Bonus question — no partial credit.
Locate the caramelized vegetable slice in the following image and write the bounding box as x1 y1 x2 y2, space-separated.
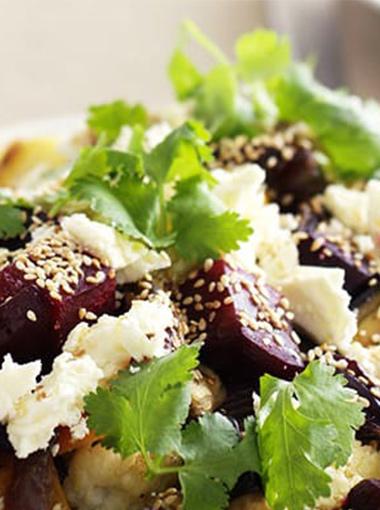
4 451 70 510
179 259 303 382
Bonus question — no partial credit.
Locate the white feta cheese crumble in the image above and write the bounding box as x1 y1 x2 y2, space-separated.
61 214 170 282
7 352 102 459
0 355 41 422
343 341 380 385
144 122 173 151
323 184 369 233
213 164 266 221
317 441 380 510
281 266 357 348
112 121 172 153
64 294 175 379
213 164 299 281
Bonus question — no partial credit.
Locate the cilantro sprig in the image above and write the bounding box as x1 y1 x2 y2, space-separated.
257 361 366 510
275 63 380 179
85 345 365 510
87 99 148 144
85 344 260 510
0 205 27 240
55 120 252 262
168 21 290 139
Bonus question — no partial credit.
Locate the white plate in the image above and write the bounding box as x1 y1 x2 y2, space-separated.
0 114 86 149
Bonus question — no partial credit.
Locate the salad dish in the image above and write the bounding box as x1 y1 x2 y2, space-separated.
1 22 380 510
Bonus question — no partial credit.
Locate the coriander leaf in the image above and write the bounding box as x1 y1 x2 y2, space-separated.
257 361 366 510
87 100 148 143
144 121 214 185
236 30 291 81
194 64 257 140
85 344 200 459
69 176 152 245
178 413 260 510
169 177 252 262
0 205 27 239
294 361 365 466
169 49 203 100
168 23 286 139
66 146 143 187
275 64 380 179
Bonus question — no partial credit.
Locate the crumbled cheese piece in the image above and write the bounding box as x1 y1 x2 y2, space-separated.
64 294 175 378
0 355 41 421
112 125 133 152
144 122 172 151
367 179 380 251
64 444 173 510
353 234 375 255
7 352 102 459
317 440 380 509
323 184 369 233
61 214 170 281
213 165 299 281
281 266 357 348
213 164 266 220
112 122 172 153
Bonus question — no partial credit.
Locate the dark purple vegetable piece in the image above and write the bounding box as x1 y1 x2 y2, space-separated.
179 260 304 382
230 472 262 500
332 355 380 443
343 479 380 510
211 129 326 212
0 254 116 366
296 212 380 301
4 450 66 510
221 383 258 430
261 145 326 212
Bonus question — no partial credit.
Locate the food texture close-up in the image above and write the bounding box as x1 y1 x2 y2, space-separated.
1 1 380 509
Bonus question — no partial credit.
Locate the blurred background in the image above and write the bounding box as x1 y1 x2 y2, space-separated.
0 0 379 127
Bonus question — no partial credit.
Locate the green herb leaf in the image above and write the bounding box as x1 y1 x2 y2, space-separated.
168 23 286 139
87 100 148 143
235 29 291 81
169 177 252 262
275 64 380 179
0 205 27 239
144 121 214 185
168 49 203 100
178 414 260 510
257 361 366 510
85 344 201 459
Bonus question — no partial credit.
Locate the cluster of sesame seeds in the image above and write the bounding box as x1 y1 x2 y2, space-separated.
209 124 313 171
307 342 380 404
12 226 110 303
179 261 298 349
296 215 380 278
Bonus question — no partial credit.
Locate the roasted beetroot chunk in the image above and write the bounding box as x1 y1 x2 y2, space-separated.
296 212 380 301
4 450 69 510
0 230 116 365
211 127 326 212
335 356 380 443
179 260 304 382
343 479 380 510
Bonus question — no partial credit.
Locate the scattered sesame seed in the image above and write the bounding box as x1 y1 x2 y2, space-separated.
26 310 37 322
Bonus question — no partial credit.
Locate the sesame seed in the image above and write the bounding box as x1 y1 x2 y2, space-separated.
223 296 233 305
183 296 194 306
370 387 380 399
194 303 204 312
85 311 97 321
369 277 378 287
203 259 214 272
194 278 205 289
26 310 37 322
198 318 207 332
311 237 325 252
79 308 87 320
